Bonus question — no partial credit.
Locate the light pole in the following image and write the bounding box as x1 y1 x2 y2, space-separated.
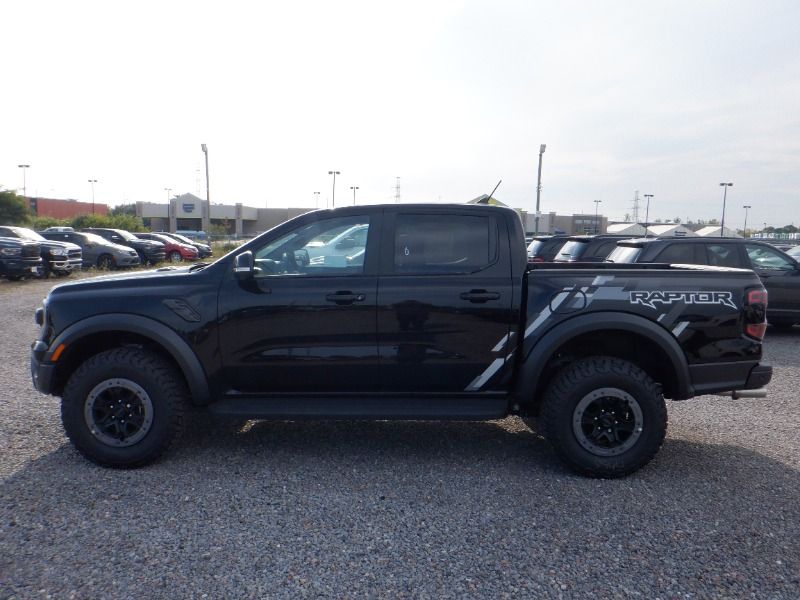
593 199 602 234
201 144 210 233
88 179 98 214
742 205 751 238
313 191 320 209
164 187 172 202
350 186 359 206
719 182 733 237
328 171 340 208
534 144 546 235
643 194 654 238
18 164 30 198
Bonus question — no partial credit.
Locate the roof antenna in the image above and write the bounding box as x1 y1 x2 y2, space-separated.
478 179 502 204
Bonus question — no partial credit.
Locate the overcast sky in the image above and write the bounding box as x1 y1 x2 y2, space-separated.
2 0 799 228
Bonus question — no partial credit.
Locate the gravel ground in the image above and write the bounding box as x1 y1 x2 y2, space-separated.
1 275 799 599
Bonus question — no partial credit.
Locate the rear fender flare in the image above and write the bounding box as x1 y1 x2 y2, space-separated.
515 312 692 402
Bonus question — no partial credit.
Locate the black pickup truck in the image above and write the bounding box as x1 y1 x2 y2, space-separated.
30 204 772 477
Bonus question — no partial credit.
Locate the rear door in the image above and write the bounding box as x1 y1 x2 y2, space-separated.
376 208 515 393
744 243 800 318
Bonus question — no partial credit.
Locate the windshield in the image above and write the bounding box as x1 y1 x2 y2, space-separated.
114 229 138 241
556 240 587 260
605 246 642 263
14 227 46 241
82 232 109 244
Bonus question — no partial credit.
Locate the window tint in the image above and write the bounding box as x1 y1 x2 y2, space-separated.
394 214 496 274
593 240 619 259
745 244 795 270
706 244 741 268
654 243 702 264
557 240 587 259
253 215 369 277
605 246 641 263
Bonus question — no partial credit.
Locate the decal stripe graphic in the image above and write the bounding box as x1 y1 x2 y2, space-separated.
465 354 513 391
672 321 689 337
492 334 510 353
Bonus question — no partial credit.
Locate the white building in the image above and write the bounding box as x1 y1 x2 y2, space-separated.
647 224 698 238
695 226 742 238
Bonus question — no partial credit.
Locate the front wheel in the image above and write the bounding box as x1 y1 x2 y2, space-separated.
168 251 183 263
61 348 187 468
97 254 115 270
540 356 667 478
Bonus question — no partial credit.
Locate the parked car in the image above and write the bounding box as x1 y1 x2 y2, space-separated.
303 223 369 262
40 231 141 270
553 234 636 263
0 226 82 277
606 236 800 328
0 237 43 280
134 232 199 262
31 204 771 477
786 245 800 259
81 228 166 265
526 235 568 263
155 232 213 258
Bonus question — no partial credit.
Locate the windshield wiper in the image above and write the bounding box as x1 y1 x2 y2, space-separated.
188 262 209 272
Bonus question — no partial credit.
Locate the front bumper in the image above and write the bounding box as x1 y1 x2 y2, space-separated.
30 343 56 395
49 258 83 272
2 257 43 277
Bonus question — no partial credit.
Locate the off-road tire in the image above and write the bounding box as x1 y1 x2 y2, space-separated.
61 348 187 468
540 356 667 478
97 254 115 270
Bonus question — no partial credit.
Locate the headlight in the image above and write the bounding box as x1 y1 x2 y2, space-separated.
49 247 67 256
1 247 22 256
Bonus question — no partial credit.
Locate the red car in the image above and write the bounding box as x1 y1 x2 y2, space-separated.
135 232 199 262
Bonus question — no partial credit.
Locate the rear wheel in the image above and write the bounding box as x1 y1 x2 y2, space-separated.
61 348 187 468
541 356 667 478
97 254 115 270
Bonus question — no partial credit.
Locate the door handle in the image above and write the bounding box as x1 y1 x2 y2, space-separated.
459 290 501 303
325 291 366 305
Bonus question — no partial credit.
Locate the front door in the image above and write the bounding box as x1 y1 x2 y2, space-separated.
217 212 380 394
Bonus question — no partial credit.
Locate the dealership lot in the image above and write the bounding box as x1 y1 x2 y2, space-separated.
1 276 798 599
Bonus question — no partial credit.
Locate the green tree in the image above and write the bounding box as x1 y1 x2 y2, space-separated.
0 189 31 225
110 203 137 217
70 213 145 231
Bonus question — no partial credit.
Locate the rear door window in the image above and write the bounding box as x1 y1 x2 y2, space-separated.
745 244 795 271
706 244 742 268
394 214 497 274
654 243 704 264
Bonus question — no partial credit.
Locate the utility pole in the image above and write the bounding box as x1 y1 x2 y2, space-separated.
742 205 751 238
394 177 401 203
350 186 359 206
632 190 640 224
328 171 340 207
164 187 172 202
593 199 602 234
201 144 210 233
88 179 98 214
534 144 546 235
313 191 320 209
719 182 733 237
643 194 653 238
18 165 30 198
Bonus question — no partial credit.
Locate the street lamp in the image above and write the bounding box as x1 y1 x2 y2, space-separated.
88 179 98 214
742 205 752 238
313 191 320 209
164 187 172 202
18 164 30 198
719 182 733 237
593 199 602 234
201 144 210 233
328 171 340 207
534 144 546 235
643 194 654 238
350 186 359 206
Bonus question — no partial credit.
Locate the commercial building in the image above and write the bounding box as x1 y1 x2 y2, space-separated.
136 194 313 236
27 197 109 218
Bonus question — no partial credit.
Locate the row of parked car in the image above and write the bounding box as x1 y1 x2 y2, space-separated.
0 226 213 280
527 233 800 328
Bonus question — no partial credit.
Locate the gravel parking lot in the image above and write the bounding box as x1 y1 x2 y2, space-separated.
1 275 798 599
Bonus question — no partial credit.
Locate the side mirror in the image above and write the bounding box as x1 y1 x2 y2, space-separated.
233 251 254 279
336 237 356 250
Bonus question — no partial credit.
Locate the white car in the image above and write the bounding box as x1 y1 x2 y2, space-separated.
304 223 368 263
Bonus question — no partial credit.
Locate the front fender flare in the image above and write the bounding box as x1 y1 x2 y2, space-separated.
515 311 693 402
48 313 210 404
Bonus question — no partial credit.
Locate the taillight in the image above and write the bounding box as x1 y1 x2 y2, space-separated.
744 288 768 340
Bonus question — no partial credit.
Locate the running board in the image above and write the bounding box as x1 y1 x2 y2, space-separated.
208 395 509 420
